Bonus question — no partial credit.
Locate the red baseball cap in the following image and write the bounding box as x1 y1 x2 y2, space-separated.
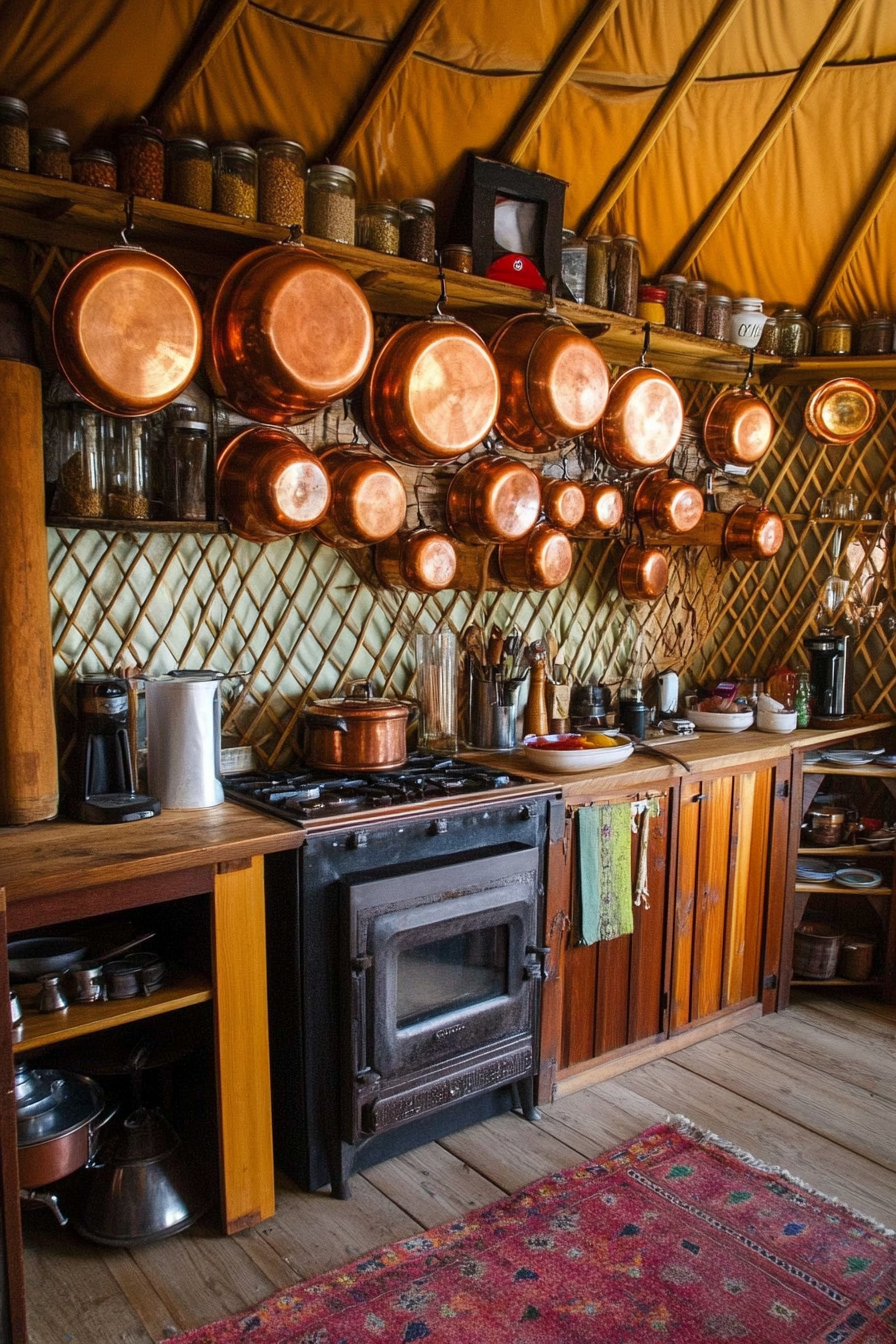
485 252 547 291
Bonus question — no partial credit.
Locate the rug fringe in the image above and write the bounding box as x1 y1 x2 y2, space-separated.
665 1113 895 1239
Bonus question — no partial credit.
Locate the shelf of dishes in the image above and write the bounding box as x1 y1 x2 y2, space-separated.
790 976 884 988
794 883 890 896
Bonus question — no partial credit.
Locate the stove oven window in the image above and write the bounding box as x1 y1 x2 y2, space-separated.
397 925 509 1029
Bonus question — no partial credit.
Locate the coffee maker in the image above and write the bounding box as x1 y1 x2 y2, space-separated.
72 676 161 823
804 631 850 721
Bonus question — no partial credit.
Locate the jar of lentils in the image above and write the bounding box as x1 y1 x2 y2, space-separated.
306 164 356 244
400 197 436 263
71 147 116 190
0 96 29 171
356 200 400 255
610 235 640 316
441 243 473 273
213 142 257 219
815 315 852 355
118 118 165 200
659 273 687 330
705 292 732 342
857 314 894 355
29 127 71 180
585 234 612 308
167 136 212 210
684 280 708 336
257 138 306 227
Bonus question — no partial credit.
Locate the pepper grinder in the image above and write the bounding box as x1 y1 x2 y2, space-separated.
524 651 549 738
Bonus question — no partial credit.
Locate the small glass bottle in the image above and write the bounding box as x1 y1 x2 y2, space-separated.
71 147 117 190
306 164 356 243
29 127 71 180
560 230 587 303
166 419 209 521
106 418 150 521
52 404 106 518
857 314 894 355
659 273 687 330
257 137 306 227
814 315 852 355
167 136 213 210
0 95 29 171
213 142 257 219
585 234 612 308
795 671 811 728
399 197 436 263
441 243 473 273
356 200 401 255
705 292 732 342
117 118 165 200
684 280 708 336
611 235 640 316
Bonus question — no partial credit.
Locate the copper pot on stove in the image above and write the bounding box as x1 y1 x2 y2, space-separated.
216 426 331 542
498 523 573 591
723 504 784 561
633 468 704 535
314 447 407 547
541 477 586 531
375 529 458 593
446 456 541 544
589 345 684 470
570 482 625 537
302 679 416 770
618 544 669 601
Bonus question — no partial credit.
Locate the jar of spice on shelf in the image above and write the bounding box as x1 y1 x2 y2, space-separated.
684 279 708 336
757 314 779 355
441 243 473 273
167 136 212 210
814 315 852 356
106 418 150 521
51 403 106 519
213 142 257 219
636 284 667 324
29 127 71 180
585 234 612 308
356 200 401 255
705 292 732 342
71 147 116 190
659 273 687 330
0 95 29 172
400 197 436 263
611 234 640 316
560 230 588 303
857 313 894 355
776 308 813 357
257 137 306 227
306 164 356 243
166 419 209 521
117 118 165 200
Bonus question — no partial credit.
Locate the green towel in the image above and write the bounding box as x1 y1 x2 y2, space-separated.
576 803 633 944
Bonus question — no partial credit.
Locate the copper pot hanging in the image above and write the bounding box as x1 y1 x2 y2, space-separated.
633 468 704 535
375 529 458 594
216 426 331 543
618 544 669 601
723 504 784 561
703 384 775 468
207 239 375 424
498 523 573 591
313 446 407 548
804 377 877 444
52 245 202 416
569 482 625 537
590 333 684 470
445 456 542 545
542 477 586 531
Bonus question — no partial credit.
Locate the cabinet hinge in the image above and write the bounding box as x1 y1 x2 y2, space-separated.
776 781 790 799
763 973 778 990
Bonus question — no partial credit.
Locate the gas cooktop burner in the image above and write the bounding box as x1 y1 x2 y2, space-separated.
224 753 527 822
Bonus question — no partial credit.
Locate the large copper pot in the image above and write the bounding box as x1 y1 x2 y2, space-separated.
591 362 684 470
633 468 704 535
498 524 573 591
216 426 331 542
302 679 414 770
541 477 586 531
16 1065 108 1188
445 456 541 544
363 316 500 464
618 544 669 600
723 504 784 561
375 529 457 593
207 241 374 424
313 446 407 547
804 377 877 443
489 312 610 452
703 385 775 467
570 482 625 537
52 246 202 416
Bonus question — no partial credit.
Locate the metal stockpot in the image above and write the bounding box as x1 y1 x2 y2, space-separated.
207 240 375 424
302 679 415 770
216 426 331 542
446 456 541 544
52 245 202 415
541 477 586 530
570 482 625 537
375 529 458 593
618 544 669 600
633 468 704 535
591 360 684 470
313 446 407 547
497 523 573 591
15 1064 109 1187
804 377 877 444
723 504 784 560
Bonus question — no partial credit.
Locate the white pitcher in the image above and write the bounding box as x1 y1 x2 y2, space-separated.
145 672 227 809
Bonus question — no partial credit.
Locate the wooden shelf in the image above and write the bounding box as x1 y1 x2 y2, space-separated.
0 168 775 386
764 354 896 391
12 971 213 1054
790 976 883 988
49 515 228 534
803 765 896 776
795 882 890 896
798 844 893 855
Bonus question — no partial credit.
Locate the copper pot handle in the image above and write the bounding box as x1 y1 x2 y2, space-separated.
304 711 349 733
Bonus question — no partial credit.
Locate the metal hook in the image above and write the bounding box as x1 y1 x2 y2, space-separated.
742 345 756 390
434 251 449 316
120 194 136 246
638 322 652 366
286 222 304 245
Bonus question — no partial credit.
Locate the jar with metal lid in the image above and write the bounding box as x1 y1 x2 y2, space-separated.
776 308 813 357
441 243 473 273
705 292 732 342
166 419 209 521
585 234 612 308
257 137 306 227
659 273 687 330
106 418 150 520
51 403 106 518
857 314 894 355
167 136 212 210
400 197 436 263
356 200 400 255
213 142 257 219
0 95 28 171
306 164 356 243
815 315 852 355
636 284 667 324
560 230 587 303
611 235 640 316
71 147 116 190
117 118 165 200
29 127 70 180
684 280 708 336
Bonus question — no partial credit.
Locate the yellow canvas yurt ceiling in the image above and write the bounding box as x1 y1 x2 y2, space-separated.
0 0 894 318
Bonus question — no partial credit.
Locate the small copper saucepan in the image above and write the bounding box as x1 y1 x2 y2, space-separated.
375 529 458 594
804 377 877 444
570 482 625 538
633 468 704 536
723 504 785 561
590 338 684 470
618 543 669 601
313 446 407 548
541 477 586 531
446 456 542 545
498 523 573 592
703 378 776 468
216 426 332 543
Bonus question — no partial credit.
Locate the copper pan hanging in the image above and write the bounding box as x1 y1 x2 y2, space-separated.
541 475 586 531
804 377 877 444
723 504 785 561
52 204 202 416
633 468 704 536
703 350 776 468
216 426 332 543
313 446 407 548
617 543 669 601
590 325 684 470
375 529 458 594
497 523 573 591
569 481 625 538
445 454 542 544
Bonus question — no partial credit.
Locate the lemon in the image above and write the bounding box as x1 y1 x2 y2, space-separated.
581 733 618 748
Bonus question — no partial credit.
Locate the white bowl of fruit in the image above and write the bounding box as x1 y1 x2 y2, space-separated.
685 697 754 733
523 732 634 772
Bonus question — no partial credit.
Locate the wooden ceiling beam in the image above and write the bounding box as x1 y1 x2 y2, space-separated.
668 0 867 275
578 0 748 238
497 0 624 165
327 0 447 164
148 0 250 128
810 133 896 317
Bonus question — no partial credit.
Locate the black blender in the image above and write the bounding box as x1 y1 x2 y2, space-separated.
71 675 161 823
803 631 850 721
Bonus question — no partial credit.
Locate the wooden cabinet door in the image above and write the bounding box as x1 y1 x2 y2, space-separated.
0 890 27 1344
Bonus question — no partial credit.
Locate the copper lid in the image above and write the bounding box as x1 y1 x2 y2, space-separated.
703 387 775 466
542 478 586 530
572 482 625 536
312 680 409 719
216 426 331 542
633 469 704 535
597 365 684 469
527 325 610 438
317 447 407 545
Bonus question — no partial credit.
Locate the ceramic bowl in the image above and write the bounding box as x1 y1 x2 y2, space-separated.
522 734 634 772
684 708 754 733
756 708 797 733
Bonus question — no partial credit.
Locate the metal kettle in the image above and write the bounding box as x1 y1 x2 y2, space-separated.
145 671 239 809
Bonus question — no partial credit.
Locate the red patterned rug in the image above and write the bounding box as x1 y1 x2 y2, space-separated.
179 1121 895 1343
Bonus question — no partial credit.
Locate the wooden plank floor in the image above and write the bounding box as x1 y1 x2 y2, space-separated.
24 991 896 1343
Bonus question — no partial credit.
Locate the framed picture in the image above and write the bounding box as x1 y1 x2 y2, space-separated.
448 154 567 284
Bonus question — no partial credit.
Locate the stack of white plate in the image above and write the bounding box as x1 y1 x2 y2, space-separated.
795 857 835 883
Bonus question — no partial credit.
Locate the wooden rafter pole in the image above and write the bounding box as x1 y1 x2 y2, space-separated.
668 0 867 275
148 0 249 127
327 0 447 164
810 133 896 316
578 0 748 237
497 0 624 165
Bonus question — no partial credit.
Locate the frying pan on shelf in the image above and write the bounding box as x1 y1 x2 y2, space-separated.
7 930 155 983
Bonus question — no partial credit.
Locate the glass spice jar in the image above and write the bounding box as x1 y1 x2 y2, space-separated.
636 284 666 324
29 127 71 180
776 308 813 357
257 137 306 227
117 118 165 200
705 292 732 342
213 142 257 219
71 147 116 190
814 315 852 355
441 243 473 273
560 230 588 303
166 419 209 521
584 234 612 309
167 136 212 210
52 403 106 519
400 197 436 263
0 95 29 171
757 314 779 354
684 280 708 336
356 200 401 255
306 164 356 243
106 418 150 520
659 273 687 330
611 234 640 316
857 314 894 355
